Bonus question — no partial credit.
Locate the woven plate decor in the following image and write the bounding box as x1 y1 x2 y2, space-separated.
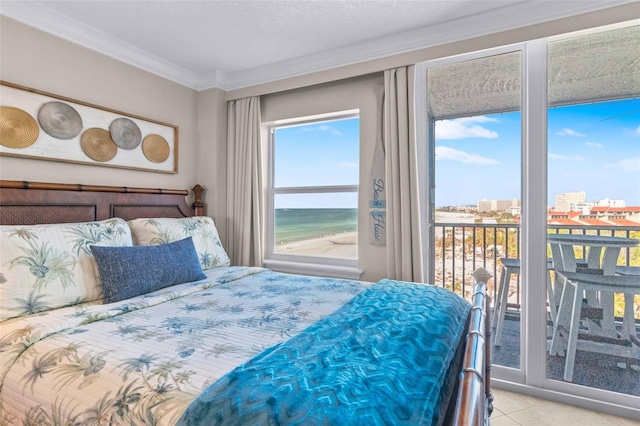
0 106 39 149
142 134 170 163
109 117 141 149
81 128 118 162
38 101 83 139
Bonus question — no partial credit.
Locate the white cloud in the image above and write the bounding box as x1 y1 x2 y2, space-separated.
340 162 358 169
436 146 499 165
435 116 499 140
548 153 585 161
605 157 640 173
625 125 640 137
455 116 499 124
585 142 603 148
556 128 586 137
300 125 341 135
317 125 341 136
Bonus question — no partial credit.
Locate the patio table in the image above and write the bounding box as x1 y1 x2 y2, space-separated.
548 233 638 276
547 233 639 381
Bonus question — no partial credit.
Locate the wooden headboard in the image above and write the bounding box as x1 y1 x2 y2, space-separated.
0 180 206 225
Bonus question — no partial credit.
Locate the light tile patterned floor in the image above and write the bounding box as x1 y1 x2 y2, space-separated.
490 388 639 425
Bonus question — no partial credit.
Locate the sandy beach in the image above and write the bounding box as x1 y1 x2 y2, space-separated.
274 231 357 258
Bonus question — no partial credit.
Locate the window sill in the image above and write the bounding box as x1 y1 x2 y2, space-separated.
263 259 364 280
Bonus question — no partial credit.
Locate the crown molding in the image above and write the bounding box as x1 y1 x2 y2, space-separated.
2 1 634 91
207 1 632 91
1 1 207 88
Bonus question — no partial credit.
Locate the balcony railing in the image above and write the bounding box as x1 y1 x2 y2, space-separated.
432 222 640 307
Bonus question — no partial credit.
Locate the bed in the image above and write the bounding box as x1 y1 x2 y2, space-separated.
0 180 492 425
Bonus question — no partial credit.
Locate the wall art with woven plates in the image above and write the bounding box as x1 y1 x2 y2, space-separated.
0 81 178 173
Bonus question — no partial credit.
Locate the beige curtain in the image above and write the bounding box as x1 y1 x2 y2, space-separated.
384 66 424 282
226 96 263 267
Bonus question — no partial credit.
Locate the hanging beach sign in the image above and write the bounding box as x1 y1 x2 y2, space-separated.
369 83 386 246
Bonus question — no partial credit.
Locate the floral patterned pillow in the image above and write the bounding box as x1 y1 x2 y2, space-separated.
0 218 133 321
127 216 231 270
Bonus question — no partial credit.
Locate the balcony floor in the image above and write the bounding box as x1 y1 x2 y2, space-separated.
492 314 640 397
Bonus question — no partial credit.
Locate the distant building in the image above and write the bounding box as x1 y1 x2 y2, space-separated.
554 191 586 212
593 198 626 208
477 200 491 213
476 198 520 213
591 206 640 225
574 202 594 215
548 206 640 226
473 193 638 226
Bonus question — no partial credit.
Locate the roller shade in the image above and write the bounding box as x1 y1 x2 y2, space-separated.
427 25 639 120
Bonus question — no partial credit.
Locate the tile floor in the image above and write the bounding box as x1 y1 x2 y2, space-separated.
490 388 639 425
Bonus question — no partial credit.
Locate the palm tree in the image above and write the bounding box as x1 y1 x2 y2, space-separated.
0 324 38 353
48 395 83 426
21 352 58 393
204 343 242 358
23 405 51 426
10 239 75 290
199 251 215 268
141 220 180 245
112 381 144 420
118 353 159 381
179 217 206 235
65 222 120 255
81 392 118 426
13 290 51 316
52 351 108 390
6 227 38 241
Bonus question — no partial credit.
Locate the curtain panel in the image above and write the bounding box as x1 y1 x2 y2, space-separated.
226 96 263 267
384 66 424 282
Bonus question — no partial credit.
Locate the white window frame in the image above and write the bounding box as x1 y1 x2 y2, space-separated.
414 21 640 419
263 110 363 280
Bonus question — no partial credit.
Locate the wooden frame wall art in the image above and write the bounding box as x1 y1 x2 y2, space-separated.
0 81 178 173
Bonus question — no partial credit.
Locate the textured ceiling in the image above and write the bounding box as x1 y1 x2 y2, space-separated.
1 0 636 90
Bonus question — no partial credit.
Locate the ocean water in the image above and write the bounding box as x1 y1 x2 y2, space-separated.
275 208 357 244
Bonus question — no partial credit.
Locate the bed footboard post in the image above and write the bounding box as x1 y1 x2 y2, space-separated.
452 267 493 426
484 276 494 416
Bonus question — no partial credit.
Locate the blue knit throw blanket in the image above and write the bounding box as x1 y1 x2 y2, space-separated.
177 279 471 426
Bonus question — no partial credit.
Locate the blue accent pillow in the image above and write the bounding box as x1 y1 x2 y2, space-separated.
91 236 207 304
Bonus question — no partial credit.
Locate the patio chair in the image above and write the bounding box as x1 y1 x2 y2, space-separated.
493 257 555 346
616 266 640 276
553 271 640 382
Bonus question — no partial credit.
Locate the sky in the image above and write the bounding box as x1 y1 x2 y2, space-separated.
274 117 360 209
273 98 639 209
435 98 640 207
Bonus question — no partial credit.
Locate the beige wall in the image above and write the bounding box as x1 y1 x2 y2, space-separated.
2 6 636 281
0 17 225 218
261 74 386 281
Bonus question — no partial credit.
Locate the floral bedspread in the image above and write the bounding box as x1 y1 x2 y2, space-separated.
0 266 369 425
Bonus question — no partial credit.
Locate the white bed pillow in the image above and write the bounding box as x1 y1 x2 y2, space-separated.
127 216 231 270
0 218 133 321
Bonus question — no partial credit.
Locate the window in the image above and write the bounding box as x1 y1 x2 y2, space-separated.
265 112 360 275
545 24 640 396
425 49 523 369
416 21 640 416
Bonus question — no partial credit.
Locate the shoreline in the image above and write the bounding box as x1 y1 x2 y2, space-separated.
274 231 357 258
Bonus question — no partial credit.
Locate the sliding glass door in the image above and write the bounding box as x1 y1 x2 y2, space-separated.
416 21 640 417
423 49 524 372
545 24 640 400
